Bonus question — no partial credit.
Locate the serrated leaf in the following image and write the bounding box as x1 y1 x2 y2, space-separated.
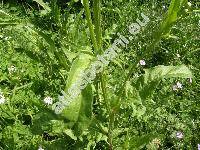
139 65 192 100
33 0 51 12
64 129 77 140
143 65 192 84
128 133 163 149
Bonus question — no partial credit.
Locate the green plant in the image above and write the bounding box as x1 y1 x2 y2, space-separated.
0 0 199 149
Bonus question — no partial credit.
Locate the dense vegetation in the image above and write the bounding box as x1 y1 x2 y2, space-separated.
0 0 200 149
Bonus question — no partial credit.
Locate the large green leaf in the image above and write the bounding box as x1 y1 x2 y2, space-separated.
143 65 192 84
60 53 94 134
138 65 192 100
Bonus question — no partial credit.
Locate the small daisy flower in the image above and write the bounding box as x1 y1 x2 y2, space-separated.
8 65 16 74
44 96 53 105
185 9 189 12
0 90 6 104
38 146 44 150
139 60 146 66
176 131 183 139
176 82 183 89
198 144 200 150
187 2 192 7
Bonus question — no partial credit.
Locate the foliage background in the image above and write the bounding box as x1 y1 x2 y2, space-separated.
0 0 200 149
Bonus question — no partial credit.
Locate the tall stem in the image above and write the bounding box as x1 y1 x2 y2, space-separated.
113 0 187 112
83 0 112 148
94 0 102 52
82 0 99 54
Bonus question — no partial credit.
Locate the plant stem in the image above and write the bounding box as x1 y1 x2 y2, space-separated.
93 0 102 52
82 0 99 55
100 72 109 112
83 1 112 148
100 72 113 149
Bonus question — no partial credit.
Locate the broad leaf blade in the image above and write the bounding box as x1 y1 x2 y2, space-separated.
143 65 192 84
61 53 94 134
139 65 192 100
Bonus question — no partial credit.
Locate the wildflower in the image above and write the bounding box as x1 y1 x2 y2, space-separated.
172 82 182 91
8 65 16 74
38 146 44 150
198 144 200 150
4 37 8 40
176 131 183 139
0 90 6 104
176 53 181 58
139 60 146 66
185 9 189 12
176 82 183 89
44 96 53 105
187 2 192 7
162 5 166 10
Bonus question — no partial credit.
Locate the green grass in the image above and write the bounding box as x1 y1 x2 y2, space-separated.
0 0 200 149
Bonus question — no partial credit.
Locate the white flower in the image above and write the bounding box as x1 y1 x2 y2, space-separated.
38 146 44 150
4 37 8 40
176 53 181 58
185 9 189 12
0 94 6 104
176 131 183 139
176 82 183 89
44 96 53 105
172 82 183 91
139 60 146 66
8 65 16 74
162 5 166 9
0 90 6 104
187 2 192 7
198 144 200 150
